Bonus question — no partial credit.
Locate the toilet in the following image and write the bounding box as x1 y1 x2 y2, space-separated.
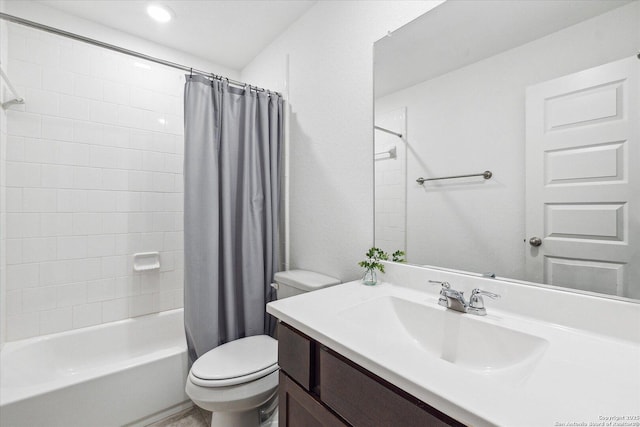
185 270 341 427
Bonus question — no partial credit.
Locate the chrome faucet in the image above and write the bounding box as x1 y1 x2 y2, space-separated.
429 281 500 316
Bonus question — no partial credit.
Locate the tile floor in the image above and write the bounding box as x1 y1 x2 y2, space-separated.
148 406 211 427
148 406 279 427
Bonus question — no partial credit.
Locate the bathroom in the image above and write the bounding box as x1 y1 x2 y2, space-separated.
0 0 638 426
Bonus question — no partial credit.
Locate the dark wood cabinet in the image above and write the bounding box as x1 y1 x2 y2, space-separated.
277 320 314 391
279 372 347 427
277 322 464 427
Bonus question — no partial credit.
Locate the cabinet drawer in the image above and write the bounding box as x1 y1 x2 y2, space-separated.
319 348 461 427
278 322 313 391
279 372 348 427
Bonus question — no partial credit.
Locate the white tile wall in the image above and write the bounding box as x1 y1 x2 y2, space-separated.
4 23 185 341
374 108 406 255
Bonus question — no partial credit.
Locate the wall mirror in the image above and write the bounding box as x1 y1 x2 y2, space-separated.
373 0 639 301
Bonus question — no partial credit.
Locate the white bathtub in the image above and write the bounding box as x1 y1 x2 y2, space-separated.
0 309 190 427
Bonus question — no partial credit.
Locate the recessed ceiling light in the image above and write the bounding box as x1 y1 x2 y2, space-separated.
147 4 173 23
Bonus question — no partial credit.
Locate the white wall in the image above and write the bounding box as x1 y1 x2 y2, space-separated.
375 2 639 281
0 1 444 340
0 0 8 347
241 1 441 281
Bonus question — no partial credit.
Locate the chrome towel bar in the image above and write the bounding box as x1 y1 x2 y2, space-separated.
416 170 492 184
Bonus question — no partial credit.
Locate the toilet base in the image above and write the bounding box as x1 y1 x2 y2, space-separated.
260 407 278 427
211 409 259 427
209 406 278 427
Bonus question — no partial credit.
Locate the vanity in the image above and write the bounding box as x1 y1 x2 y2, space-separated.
277 321 461 426
267 262 640 426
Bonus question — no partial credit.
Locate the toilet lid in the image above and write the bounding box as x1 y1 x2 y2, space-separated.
191 335 278 386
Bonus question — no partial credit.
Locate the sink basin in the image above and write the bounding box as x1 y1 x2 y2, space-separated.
338 296 548 376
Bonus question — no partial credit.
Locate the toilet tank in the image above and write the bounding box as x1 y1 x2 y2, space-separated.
272 270 341 299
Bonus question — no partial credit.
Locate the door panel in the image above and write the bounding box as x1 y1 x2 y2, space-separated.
544 203 625 241
545 257 625 296
545 141 625 184
545 79 623 130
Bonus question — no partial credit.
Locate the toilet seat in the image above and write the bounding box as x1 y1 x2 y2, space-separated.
190 335 278 387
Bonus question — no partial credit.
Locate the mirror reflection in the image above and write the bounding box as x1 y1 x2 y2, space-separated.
373 0 639 300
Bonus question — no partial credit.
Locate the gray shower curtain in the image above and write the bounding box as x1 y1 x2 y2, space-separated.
183 75 282 365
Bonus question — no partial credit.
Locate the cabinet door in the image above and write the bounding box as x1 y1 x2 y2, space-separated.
278 323 314 391
279 372 348 427
319 348 462 427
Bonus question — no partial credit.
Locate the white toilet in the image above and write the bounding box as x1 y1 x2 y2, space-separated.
185 270 341 427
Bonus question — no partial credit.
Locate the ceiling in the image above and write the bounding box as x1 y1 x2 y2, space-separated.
34 0 316 71
374 0 633 97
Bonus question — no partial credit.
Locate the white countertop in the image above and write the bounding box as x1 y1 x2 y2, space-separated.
267 279 640 427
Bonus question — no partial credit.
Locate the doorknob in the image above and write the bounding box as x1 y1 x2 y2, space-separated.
529 237 542 247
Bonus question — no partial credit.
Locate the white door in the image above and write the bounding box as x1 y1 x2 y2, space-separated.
525 56 639 299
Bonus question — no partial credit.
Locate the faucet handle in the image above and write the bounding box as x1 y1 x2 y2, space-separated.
468 288 500 316
429 280 450 307
471 288 500 300
429 280 450 289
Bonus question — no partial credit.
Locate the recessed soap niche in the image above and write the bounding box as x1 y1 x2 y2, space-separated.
133 252 161 272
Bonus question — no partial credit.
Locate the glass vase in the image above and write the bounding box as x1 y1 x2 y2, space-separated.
362 268 377 286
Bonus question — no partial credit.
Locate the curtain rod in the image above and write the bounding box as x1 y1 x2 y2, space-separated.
374 125 403 138
0 63 25 109
0 12 281 96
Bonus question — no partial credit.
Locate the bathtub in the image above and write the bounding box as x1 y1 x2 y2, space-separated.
0 309 190 427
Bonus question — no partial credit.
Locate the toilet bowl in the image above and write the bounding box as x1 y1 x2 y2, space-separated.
186 335 279 426
185 270 340 427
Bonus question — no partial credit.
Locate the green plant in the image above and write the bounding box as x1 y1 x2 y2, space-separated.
358 247 389 273
358 248 406 273
391 250 406 263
